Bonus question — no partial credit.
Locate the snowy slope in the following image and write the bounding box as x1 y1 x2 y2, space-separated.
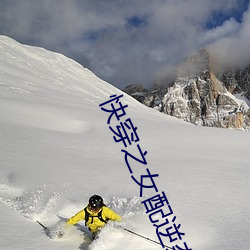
0 36 250 250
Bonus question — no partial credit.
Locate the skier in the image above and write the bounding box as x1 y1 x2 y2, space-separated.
66 194 122 238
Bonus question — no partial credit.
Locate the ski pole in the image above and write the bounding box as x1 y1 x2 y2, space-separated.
122 227 173 249
37 220 48 231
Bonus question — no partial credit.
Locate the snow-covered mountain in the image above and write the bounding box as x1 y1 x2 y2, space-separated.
0 36 250 250
124 49 250 130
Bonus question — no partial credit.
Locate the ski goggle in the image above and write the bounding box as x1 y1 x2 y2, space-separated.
89 204 101 212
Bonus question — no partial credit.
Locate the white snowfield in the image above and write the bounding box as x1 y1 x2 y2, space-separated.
0 36 249 250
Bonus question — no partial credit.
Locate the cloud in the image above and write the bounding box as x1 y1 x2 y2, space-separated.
208 3 250 68
0 0 249 89
200 18 240 45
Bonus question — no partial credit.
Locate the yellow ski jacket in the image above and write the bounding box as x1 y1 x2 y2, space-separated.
67 206 121 233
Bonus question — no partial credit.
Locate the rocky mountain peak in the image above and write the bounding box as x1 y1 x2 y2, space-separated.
123 49 250 130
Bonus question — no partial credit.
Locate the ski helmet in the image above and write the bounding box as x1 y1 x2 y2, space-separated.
89 195 104 211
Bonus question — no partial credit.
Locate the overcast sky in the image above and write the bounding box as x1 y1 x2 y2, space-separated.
0 0 249 89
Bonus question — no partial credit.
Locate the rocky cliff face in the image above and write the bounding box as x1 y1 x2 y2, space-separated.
217 66 250 99
123 49 250 130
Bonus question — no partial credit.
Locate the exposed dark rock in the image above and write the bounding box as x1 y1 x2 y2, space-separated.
123 49 250 130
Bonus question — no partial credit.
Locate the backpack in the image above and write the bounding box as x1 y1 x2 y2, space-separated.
84 206 109 226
